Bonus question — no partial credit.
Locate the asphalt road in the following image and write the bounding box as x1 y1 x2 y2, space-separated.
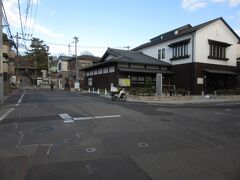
0 89 240 180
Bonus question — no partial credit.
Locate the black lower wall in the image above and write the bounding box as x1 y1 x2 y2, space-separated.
172 62 238 94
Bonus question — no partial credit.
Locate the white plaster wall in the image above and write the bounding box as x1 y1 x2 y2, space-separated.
57 60 69 72
138 34 193 65
195 19 239 67
105 55 115 60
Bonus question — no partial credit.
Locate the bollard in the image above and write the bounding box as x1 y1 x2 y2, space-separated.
105 88 107 95
201 91 204 98
97 88 100 94
88 88 90 92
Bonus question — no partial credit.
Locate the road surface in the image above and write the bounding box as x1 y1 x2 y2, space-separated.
0 89 240 180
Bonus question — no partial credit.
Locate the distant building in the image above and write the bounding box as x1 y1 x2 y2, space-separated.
133 17 240 94
68 55 100 89
2 37 16 95
84 48 172 90
57 56 72 89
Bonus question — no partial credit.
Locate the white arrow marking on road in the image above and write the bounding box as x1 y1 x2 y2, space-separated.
59 113 72 119
60 113 121 123
59 113 74 123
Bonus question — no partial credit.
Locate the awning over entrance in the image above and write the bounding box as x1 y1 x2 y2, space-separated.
117 67 173 74
204 69 238 75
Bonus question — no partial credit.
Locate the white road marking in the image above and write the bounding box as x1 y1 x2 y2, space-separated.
16 90 26 106
46 144 53 155
94 115 121 119
0 108 15 122
214 112 224 115
198 136 223 149
73 117 94 121
64 120 74 123
60 113 121 122
75 133 81 138
59 113 74 123
16 130 24 147
14 122 18 129
225 109 232 112
85 147 96 153
59 113 72 119
138 142 149 148
85 165 94 174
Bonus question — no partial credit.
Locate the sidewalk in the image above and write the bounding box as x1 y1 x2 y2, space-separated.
86 91 240 104
125 94 240 104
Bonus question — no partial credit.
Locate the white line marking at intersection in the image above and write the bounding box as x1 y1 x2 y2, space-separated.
16 90 26 106
0 108 15 122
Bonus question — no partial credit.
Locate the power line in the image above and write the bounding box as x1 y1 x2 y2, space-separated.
45 41 129 50
31 0 39 36
23 0 31 33
2 2 17 50
17 0 28 51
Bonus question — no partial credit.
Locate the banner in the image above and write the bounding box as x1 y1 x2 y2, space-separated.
119 78 130 87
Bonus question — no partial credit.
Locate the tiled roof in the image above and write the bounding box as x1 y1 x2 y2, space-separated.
133 17 240 51
105 48 171 66
84 48 171 70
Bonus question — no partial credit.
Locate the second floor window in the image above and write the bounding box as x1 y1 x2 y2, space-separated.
162 48 165 59
58 63 61 70
158 49 161 59
158 48 165 60
169 38 190 60
208 39 231 60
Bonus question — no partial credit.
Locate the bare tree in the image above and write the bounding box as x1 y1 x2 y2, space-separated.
80 50 94 56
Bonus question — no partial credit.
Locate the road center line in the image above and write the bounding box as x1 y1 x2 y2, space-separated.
0 108 15 122
16 90 26 106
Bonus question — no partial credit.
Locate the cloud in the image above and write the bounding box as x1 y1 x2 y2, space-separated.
229 0 240 6
3 0 63 39
210 0 225 2
182 0 208 11
182 0 240 11
34 24 64 38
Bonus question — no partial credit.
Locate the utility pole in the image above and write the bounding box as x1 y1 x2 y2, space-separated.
123 46 130 50
68 44 71 56
0 0 4 105
73 37 79 82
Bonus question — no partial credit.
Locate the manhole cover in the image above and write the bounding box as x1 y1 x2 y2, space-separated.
138 142 149 148
33 126 55 133
85 148 97 153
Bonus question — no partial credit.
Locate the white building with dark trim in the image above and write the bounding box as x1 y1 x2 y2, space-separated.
133 17 240 94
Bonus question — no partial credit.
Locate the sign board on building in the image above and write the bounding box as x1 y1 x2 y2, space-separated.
74 82 80 89
119 78 130 87
88 78 92 86
197 77 204 85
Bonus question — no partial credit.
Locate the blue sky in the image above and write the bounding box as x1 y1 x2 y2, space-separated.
3 0 240 57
